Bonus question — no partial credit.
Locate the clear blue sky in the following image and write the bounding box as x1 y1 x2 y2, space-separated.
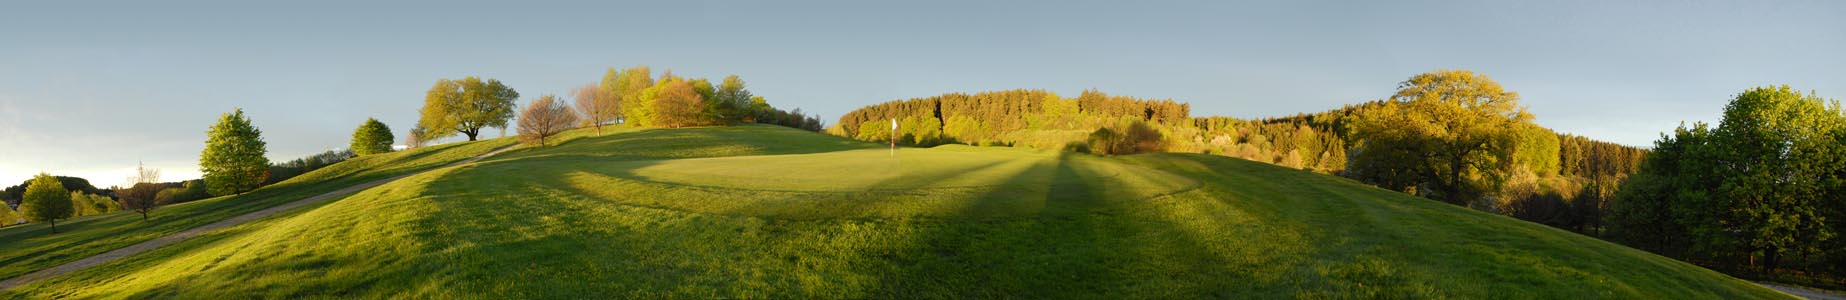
2 0 1842 187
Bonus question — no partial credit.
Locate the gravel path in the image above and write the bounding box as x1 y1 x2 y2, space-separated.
0 146 513 291
1761 282 1846 300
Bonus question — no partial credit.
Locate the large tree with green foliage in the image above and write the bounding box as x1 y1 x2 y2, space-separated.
1609 86 1846 273
1709 86 1845 271
19 173 73 233
1348 70 1534 205
419 77 519 141
200 108 270 196
351 118 395 156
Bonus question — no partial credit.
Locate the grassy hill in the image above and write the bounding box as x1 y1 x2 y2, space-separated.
1 125 1789 299
0 137 513 282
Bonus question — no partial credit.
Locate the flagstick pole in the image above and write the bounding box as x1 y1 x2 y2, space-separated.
890 118 897 157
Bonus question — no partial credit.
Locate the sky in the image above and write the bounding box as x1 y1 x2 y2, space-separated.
1 0 1842 187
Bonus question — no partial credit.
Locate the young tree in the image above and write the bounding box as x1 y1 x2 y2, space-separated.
19 173 73 233
418 77 519 141
651 80 707 128
1349 69 1532 205
573 83 620 135
404 126 430 149
350 118 395 156
200 108 270 196
116 162 163 221
517 94 580 147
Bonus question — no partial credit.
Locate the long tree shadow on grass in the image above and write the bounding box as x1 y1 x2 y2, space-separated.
853 151 1259 298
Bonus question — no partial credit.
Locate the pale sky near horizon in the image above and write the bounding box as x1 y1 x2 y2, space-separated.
2 0 1842 187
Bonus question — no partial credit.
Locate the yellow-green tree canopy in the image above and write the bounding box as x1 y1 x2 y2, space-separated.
351 117 395 156
19 173 73 233
605 66 655 126
1349 69 1534 205
651 80 708 128
418 77 518 141
201 108 269 196
0 200 22 226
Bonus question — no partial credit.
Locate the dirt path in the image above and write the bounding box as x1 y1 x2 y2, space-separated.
0 145 514 291
1762 282 1846 300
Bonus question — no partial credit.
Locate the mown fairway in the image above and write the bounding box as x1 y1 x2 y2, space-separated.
1 125 1789 299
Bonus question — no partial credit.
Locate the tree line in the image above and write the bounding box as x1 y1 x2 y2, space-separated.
1607 86 1846 283
835 89 1188 149
830 69 1650 238
412 66 824 148
834 69 1846 287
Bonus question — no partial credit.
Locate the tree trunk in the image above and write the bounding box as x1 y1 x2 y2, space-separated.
1766 248 1780 273
48 219 56 234
140 210 148 221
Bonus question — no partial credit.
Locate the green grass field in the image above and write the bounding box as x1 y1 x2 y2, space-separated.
0 137 513 282
0 125 1790 299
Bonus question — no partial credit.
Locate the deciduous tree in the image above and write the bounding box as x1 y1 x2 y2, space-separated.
201 108 269 196
1349 69 1532 205
606 66 655 127
418 77 519 141
115 162 163 221
517 94 579 147
405 126 430 149
19 173 73 233
711 75 753 123
1609 86 1846 273
651 80 707 128
573 84 620 135
350 118 394 156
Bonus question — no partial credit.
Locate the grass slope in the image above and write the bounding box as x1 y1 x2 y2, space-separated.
0 138 513 281
2 125 1789 299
